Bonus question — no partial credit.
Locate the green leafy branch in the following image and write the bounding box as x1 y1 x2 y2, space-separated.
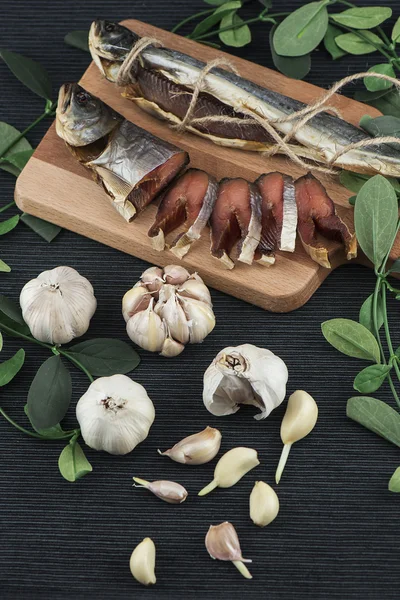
0 294 140 482
321 175 400 493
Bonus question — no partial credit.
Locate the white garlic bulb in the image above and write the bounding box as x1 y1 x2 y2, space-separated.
203 344 288 420
123 265 215 356
76 374 155 455
20 266 97 344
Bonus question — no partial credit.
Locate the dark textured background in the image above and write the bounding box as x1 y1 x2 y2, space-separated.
1 1 400 598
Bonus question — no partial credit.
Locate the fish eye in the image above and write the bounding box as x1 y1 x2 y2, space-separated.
105 23 115 33
76 91 90 106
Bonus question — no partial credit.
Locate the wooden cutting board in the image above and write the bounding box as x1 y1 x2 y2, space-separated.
14 19 390 312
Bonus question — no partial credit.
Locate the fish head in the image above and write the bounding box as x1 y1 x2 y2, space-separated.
89 20 139 81
56 83 121 146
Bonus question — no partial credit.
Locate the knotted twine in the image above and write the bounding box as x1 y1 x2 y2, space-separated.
116 36 400 175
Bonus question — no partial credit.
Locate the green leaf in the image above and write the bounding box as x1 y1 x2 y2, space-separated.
364 63 396 92
27 355 72 430
0 122 32 176
2 149 34 172
392 17 400 43
20 213 62 242
359 114 400 151
191 2 241 38
348 195 357 206
359 293 384 334
0 294 25 325
354 88 392 103
0 259 11 273
258 0 272 7
339 170 369 193
323 24 347 60
273 1 329 57
0 49 52 100
354 175 398 268
24 404 70 439
0 311 30 336
58 439 92 482
67 338 140 376
353 364 391 393
390 258 400 273
64 30 90 52
270 25 311 79
219 12 251 47
363 88 400 118
321 318 381 362
335 31 382 55
347 396 400 447
331 7 392 30
389 466 400 492
0 215 19 236
0 348 25 386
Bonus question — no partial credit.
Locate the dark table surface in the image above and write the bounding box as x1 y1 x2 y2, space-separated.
1 1 400 598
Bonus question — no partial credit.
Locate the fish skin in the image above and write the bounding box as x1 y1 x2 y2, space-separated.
89 21 400 176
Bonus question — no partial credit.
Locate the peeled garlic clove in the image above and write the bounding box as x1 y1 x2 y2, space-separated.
133 477 188 504
141 266 164 292
20 266 97 345
76 374 155 455
122 286 151 322
126 299 166 352
205 522 252 580
163 264 190 285
275 390 318 484
178 295 215 343
199 447 259 496
130 537 156 586
158 426 222 465
177 277 212 306
249 481 279 527
203 344 288 420
160 335 185 357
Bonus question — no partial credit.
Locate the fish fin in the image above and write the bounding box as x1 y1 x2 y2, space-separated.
151 230 166 252
93 166 136 221
256 254 276 266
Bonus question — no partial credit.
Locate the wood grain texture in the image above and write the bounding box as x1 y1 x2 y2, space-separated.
14 19 390 312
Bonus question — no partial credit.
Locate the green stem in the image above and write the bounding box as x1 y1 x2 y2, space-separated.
191 9 286 42
60 350 94 383
171 8 215 33
0 407 77 440
0 201 16 214
0 102 55 160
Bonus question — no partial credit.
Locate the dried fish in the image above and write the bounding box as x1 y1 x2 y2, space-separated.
89 20 400 177
56 83 188 221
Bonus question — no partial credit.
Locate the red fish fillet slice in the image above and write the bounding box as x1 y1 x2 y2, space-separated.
210 178 262 269
148 169 218 256
295 173 357 268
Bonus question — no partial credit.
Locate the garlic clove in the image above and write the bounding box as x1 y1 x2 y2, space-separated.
163 264 190 285
158 426 222 465
178 295 215 344
76 374 155 455
275 390 318 484
203 344 288 420
122 286 151 322
205 522 252 579
133 477 188 504
126 298 166 353
249 481 279 527
177 277 212 306
130 537 156 586
160 335 185 357
198 447 259 496
156 292 189 345
140 266 164 292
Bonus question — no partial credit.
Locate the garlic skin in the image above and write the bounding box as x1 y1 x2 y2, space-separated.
76 374 155 455
275 390 318 484
249 481 279 527
203 344 288 420
198 447 260 496
205 522 252 579
158 426 222 465
133 477 188 504
20 266 97 344
130 538 156 586
123 265 215 356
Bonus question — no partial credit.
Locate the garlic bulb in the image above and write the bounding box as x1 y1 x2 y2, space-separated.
20 266 97 344
203 344 288 420
205 522 252 579
130 538 156 586
123 265 215 356
249 481 279 527
158 426 222 465
76 374 155 455
198 447 260 496
276 390 318 484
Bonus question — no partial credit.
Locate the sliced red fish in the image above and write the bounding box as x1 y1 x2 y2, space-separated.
210 178 262 269
148 169 218 257
295 173 357 268
254 172 297 265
